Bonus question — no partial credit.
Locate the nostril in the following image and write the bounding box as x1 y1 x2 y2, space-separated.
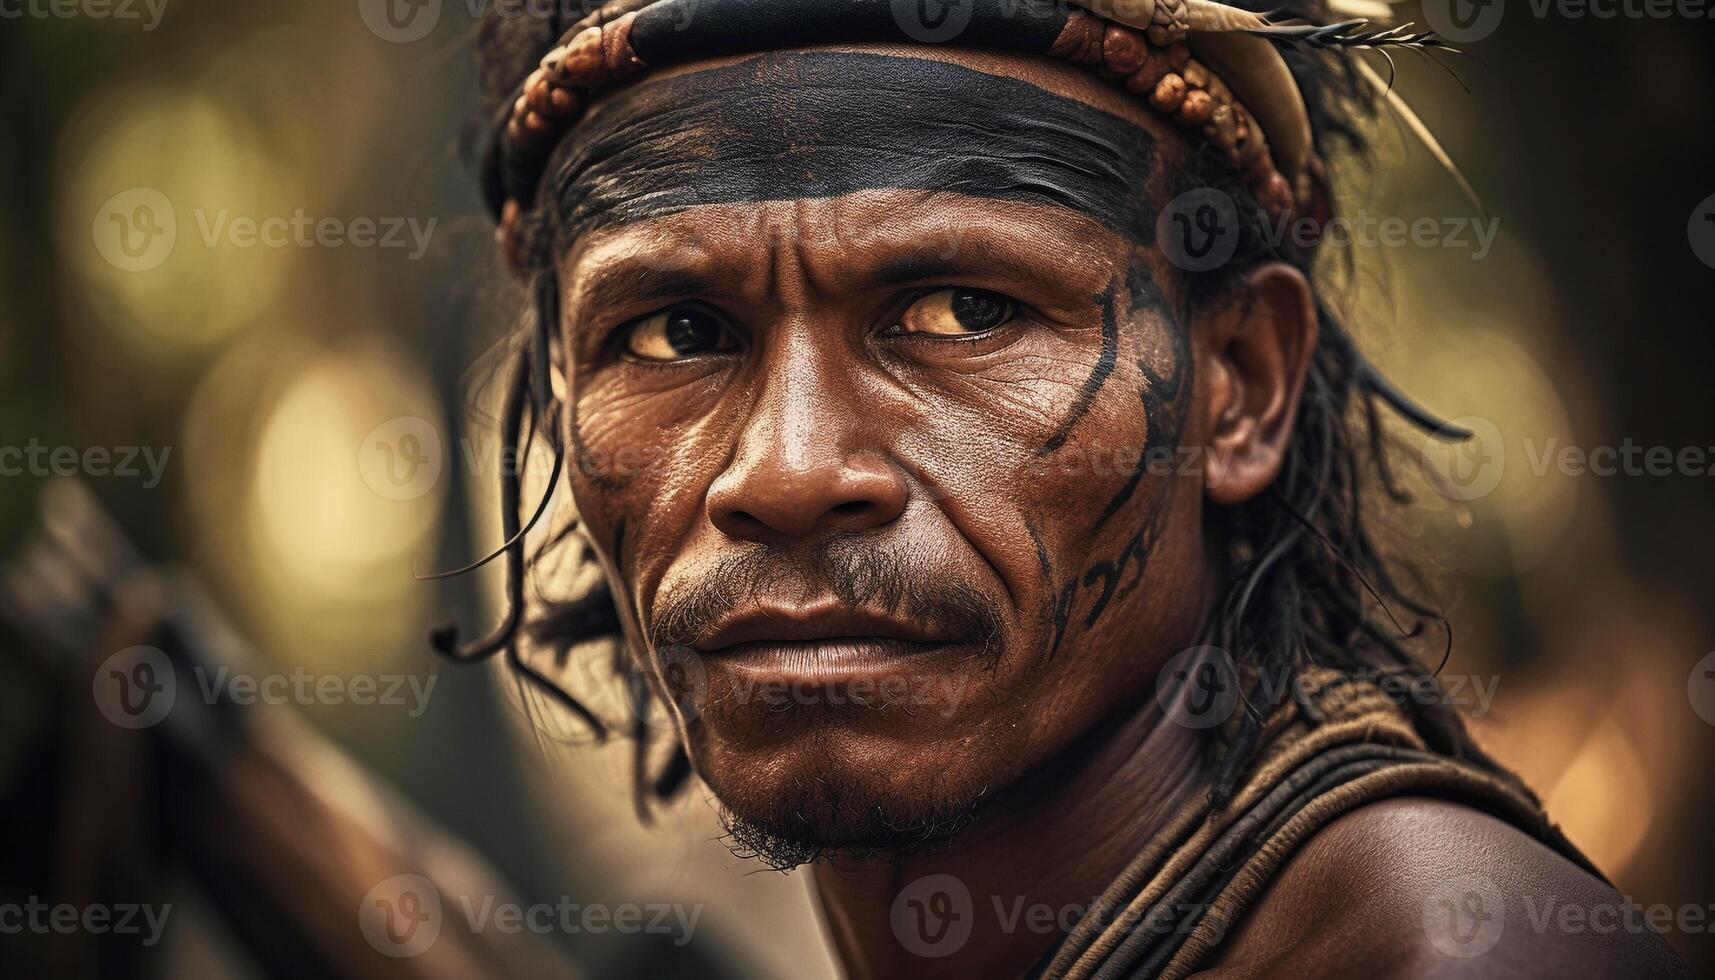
831 501 871 517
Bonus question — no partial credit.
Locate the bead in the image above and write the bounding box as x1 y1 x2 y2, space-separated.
1166 43 1191 71
1124 51 1169 94
522 110 551 136
552 27 607 88
1151 74 1187 112
1255 172 1294 218
1101 23 1149 76
1049 11 1106 64
1183 61 1210 89
1177 89 1214 126
600 11 645 77
1207 104 1238 151
548 87 581 115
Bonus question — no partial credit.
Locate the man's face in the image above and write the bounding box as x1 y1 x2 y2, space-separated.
555 45 1213 857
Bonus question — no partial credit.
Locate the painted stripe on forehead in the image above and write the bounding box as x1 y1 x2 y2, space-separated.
550 51 1160 243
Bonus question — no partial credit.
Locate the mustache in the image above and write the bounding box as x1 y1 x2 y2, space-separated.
648 541 1003 654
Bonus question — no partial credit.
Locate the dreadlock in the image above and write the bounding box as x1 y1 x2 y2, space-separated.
437 0 1528 820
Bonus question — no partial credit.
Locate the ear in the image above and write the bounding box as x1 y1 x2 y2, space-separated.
1196 263 1318 506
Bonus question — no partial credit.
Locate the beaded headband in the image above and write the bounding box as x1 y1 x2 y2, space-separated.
480 0 1460 263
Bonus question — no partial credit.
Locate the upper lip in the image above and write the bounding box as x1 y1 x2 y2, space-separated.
697 603 955 652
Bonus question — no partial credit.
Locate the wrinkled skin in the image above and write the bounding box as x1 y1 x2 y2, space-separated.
548 43 1679 980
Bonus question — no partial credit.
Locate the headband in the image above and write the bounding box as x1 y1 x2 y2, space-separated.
481 0 1459 255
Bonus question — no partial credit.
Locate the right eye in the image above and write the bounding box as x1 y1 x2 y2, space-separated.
621 303 739 362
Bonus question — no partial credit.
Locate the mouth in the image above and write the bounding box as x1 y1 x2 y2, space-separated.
693 603 974 684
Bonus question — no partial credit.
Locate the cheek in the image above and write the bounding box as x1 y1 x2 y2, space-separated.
565 372 732 596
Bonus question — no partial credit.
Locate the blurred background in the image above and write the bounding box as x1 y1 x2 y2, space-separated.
1 2 1712 977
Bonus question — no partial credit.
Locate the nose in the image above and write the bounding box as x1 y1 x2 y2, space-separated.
707 360 908 543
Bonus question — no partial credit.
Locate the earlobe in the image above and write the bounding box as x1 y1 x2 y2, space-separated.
1198 263 1318 506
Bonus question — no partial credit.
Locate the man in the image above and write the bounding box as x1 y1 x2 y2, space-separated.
434 1 1690 975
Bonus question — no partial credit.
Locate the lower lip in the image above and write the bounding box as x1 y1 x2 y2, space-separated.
700 637 968 684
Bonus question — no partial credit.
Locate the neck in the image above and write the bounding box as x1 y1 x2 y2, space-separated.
808 700 1208 980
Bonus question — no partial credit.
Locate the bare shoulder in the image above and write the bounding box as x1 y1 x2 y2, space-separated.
1195 796 1690 980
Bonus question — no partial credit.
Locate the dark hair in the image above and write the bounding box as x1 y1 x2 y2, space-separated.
440 0 1529 820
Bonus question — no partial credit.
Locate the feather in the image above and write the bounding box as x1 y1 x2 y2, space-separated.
1355 57 1486 217
1245 19 1456 53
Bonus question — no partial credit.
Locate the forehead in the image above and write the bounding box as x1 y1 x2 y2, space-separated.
549 45 1170 246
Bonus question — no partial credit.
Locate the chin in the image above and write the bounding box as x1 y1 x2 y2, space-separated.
688 718 1003 870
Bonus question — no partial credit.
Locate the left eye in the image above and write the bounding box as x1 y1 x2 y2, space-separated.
896 288 1018 336
622 303 738 361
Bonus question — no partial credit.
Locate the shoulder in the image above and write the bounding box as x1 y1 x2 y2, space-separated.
1196 796 1690 979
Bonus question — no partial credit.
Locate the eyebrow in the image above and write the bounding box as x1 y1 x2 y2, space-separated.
553 50 1160 244
871 253 1057 290
573 262 725 316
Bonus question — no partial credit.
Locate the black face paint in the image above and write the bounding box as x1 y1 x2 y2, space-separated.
1067 261 1192 630
552 51 1161 243
1039 288 1120 456
1091 260 1191 533
1024 517 1071 660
